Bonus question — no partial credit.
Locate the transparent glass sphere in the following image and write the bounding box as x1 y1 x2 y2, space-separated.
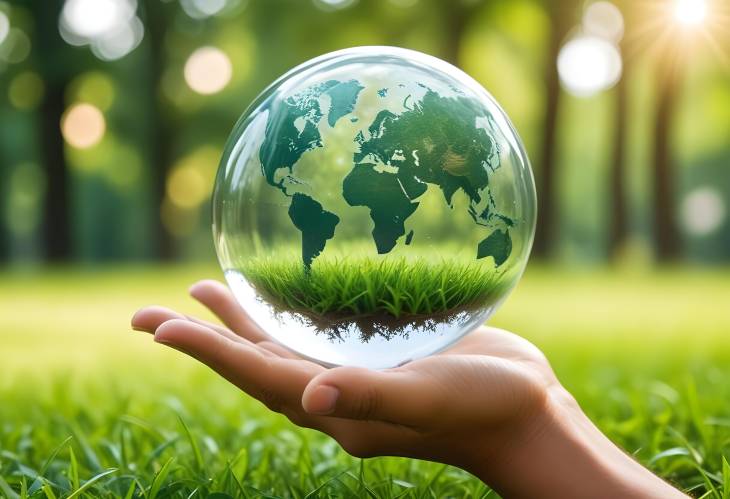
213 47 536 369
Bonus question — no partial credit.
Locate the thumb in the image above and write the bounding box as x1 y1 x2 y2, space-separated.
301 367 436 425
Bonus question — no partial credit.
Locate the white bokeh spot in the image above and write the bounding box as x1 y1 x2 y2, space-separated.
184 46 233 95
583 1 624 42
0 11 9 46
682 187 726 236
314 0 357 11
558 35 622 97
59 0 143 60
181 0 228 19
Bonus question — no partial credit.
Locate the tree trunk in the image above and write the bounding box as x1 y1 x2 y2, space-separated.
608 54 629 259
532 10 566 259
143 0 175 260
34 0 72 262
652 58 682 261
0 147 8 262
442 1 470 67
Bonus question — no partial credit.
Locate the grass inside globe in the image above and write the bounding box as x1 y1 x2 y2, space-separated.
241 252 509 340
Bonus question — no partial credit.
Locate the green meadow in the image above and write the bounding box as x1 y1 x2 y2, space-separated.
1 266 729 498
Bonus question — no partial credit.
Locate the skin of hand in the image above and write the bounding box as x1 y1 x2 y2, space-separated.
131 280 686 499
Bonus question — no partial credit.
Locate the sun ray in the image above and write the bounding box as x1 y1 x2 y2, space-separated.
619 0 729 72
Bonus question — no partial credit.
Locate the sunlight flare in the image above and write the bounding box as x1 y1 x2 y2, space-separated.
674 0 708 26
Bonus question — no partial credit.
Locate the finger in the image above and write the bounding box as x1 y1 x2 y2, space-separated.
184 315 261 347
301 367 438 426
132 306 185 333
189 280 269 343
256 340 300 359
132 306 257 349
183 316 298 360
155 319 323 413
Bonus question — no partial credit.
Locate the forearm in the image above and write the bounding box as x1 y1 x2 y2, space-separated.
471 388 687 499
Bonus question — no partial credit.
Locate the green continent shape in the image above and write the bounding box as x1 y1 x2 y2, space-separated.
354 89 493 207
258 79 362 267
288 193 340 269
477 229 512 266
343 163 419 254
259 79 363 190
326 80 365 127
351 87 513 266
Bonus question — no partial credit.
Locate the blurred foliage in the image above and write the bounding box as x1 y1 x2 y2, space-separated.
0 0 728 265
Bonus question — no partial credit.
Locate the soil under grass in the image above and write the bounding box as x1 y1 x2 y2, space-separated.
240 255 510 339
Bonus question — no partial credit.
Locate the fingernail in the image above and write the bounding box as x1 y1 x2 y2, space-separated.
153 321 174 343
153 329 170 344
306 385 339 415
131 310 152 333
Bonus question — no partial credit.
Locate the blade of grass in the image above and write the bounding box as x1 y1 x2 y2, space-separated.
38 436 72 477
66 468 117 499
123 479 137 499
0 476 20 499
178 416 204 474
148 457 175 499
68 447 79 492
41 482 57 499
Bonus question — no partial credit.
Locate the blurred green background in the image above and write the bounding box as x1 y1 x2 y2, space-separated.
1 0 730 497
1 0 728 265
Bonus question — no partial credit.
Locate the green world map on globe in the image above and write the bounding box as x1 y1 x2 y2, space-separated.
258 78 514 269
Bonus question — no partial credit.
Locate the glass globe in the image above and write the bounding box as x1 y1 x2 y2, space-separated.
213 46 536 369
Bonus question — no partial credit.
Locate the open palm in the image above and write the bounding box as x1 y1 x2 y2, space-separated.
132 279 561 471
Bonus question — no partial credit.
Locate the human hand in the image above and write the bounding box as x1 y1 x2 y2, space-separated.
132 280 686 499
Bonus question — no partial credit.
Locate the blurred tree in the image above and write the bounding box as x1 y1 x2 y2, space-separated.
608 54 629 259
652 52 682 261
608 1 633 259
533 0 577 259
141 0 176 260
31 0 72 262
441 0 483 67
0 146 7 262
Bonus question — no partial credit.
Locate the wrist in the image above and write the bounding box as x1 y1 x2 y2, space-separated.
468 386 686 499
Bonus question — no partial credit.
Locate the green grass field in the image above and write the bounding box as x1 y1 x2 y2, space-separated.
1 265 729 498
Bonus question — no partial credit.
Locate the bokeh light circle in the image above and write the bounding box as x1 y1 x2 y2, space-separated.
8 72 45 110
0 28 31 64
583 1 624 42
0 11 9 46
61 103 106 149
61 0 136 39
558 35 622 97
59 0 143 60
184 47 233 95
91 15 144 61
181 0 227 18
682 187 726 236
313 0 357 11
